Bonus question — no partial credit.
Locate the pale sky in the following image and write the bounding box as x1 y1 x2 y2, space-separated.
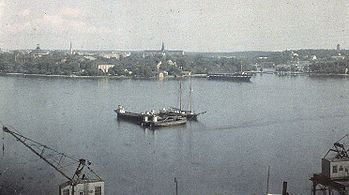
0 0 348 51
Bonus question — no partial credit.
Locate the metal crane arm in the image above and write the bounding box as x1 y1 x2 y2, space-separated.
2 126 75 182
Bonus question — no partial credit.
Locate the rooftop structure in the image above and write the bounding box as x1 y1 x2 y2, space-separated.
310 134 349 195
30 44 49 58
98 64 115 73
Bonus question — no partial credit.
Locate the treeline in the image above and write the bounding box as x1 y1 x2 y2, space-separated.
3 49 347 77
0 52 244 77
91 54 245 77
309 59 349 74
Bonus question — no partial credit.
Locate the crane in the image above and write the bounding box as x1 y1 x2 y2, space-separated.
2 126 104 195
323 134 349 159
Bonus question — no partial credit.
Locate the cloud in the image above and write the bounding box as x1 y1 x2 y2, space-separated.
19 9 31 17
60 7 83 18
3 7 112 35
0 0 5 19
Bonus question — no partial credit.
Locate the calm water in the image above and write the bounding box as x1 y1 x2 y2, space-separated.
1 74 349 194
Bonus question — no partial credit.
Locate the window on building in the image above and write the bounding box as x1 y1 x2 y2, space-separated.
339 165 343 171
95 186 102 195
80 192 84 195
63 189 69 195
333 165 338 173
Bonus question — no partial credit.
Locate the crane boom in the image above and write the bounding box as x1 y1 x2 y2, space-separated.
2 126 80 182
2 125 104 195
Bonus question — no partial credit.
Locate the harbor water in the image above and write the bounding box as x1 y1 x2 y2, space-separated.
1 74 349 194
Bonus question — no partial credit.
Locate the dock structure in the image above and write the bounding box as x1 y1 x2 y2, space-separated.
310 135 349 195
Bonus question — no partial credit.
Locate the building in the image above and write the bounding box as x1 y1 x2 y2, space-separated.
310 139 349 195
322 157 349 179
14 52 32 64
322 142 349 180
98 64 115 73
143 42 184 57
30 44 49 58
59 179 104 195
331 44 345 60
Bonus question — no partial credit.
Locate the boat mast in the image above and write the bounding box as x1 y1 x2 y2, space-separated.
179 81 182 110
240 60 243 73
266 165 270 195
189 78 193 112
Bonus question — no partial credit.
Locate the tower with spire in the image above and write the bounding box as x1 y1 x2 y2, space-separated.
337 44 341 56
161 42 165 52
161 42 165 56
69 41 73 55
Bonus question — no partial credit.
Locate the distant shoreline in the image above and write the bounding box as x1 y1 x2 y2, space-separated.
1 72 349 80
0 72 208 80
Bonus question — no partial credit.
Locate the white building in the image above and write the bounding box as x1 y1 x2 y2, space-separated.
98 64 115 73
322 158 349 179
59 179 104 195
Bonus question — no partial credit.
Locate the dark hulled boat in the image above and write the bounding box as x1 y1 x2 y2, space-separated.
115 105 188 128
114 105 144 123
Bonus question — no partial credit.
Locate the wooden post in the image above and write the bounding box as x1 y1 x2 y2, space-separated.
312 183 316 195
282 181 287 195
266 166 270 195
174 177 178 195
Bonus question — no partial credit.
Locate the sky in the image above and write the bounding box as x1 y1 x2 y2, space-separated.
0 0 348 51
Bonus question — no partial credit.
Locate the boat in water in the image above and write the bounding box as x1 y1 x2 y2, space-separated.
115 105 188 128
208 64 252 82
161 79 206 120
159 107 206 120
207 72 251 81
141 115 187 128
114 105 145 123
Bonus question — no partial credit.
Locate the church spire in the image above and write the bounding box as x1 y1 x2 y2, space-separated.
161 42 165 52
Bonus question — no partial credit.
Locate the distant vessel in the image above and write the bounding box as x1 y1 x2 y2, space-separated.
115 105 188 128
208 64 252 81
141 115 187 128
159 107 206 121
161 80 206 120
115 105 144 123
207 72 251 81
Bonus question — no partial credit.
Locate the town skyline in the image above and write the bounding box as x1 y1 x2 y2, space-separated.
2 42 347 53
0 0 348 51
